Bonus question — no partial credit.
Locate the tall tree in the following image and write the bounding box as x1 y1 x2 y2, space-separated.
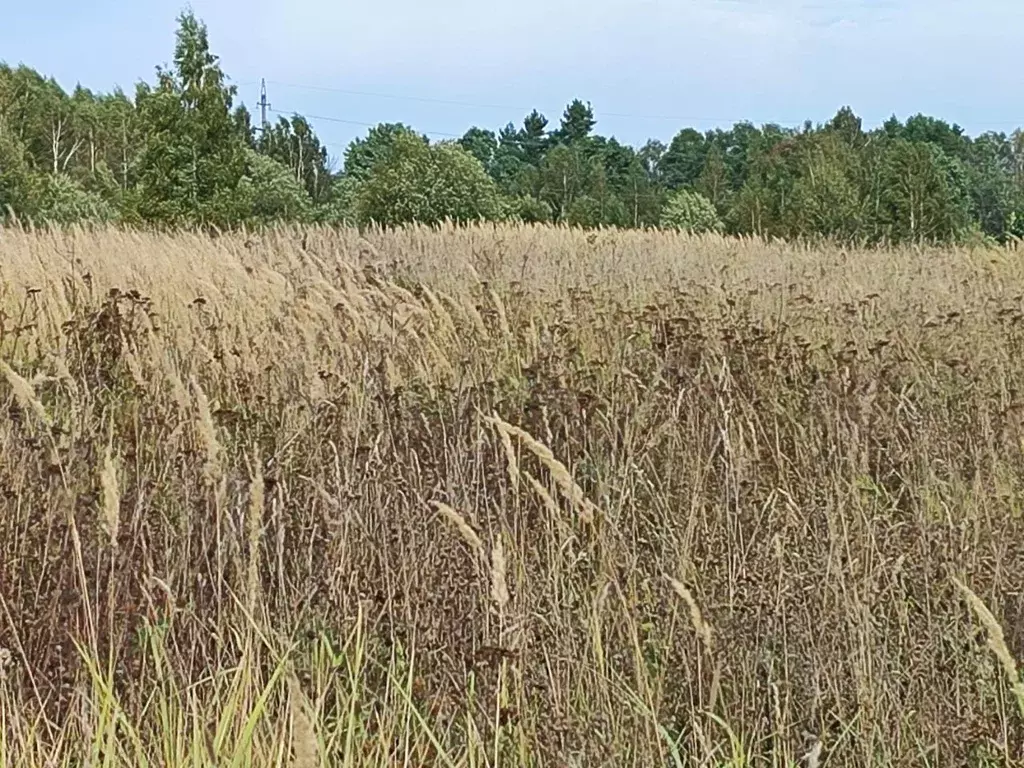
134 10 248 226
458 127 498 173
879 138 972 243
900 114 972 164
233 148 313 225
966 132 1017 239
343 122 422 183
257 114 331 204
787 132 864 240
696 142 730 213
520 110 550 165
0 128 38 219
553 99 596 146
539 143 589 221
827 106 865 149
638 139 666 183
660 128 706 190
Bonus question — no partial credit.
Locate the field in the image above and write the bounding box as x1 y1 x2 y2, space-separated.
2 223 1024 767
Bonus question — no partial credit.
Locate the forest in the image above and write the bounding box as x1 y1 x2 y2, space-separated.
3 10 1024 244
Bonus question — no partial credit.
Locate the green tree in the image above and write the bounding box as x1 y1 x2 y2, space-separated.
965 132 1017 240
900 114 972 164
0 65 61 170
343 122 423 184
257 115 332 204
458 127 498 173
505 195 552 224
621 153 663 227
879 138 972 243
727 138 801 238
660 128 706 190
0 127 38 219
553 99 596 146
315 175 360 225
490 123 530 197
36 172 117 225
567 157 628 228
355 133 503 227
786 132 864 240
520 110 550 165
93 89 142 193
661 189 723 234
827 106 865 149
717 122 768 190
539 143 589 221
585 139 661 227
230 148 313 225
638 139 666 182
133 11 248 226
695 142 730 213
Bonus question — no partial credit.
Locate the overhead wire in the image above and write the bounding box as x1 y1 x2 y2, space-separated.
246 77 1024 140
265 106 461 139
260 78 800 127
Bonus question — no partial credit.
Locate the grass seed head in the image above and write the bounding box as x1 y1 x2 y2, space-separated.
486 414 599 524
490 534 510 613
99 444 120 550
432 501 486 561
1 359 52 428
666 575 714 654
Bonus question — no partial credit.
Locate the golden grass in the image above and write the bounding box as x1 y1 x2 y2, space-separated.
2 221 1024 766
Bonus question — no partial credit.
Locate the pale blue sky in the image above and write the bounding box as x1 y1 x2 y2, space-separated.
3 1 1021 166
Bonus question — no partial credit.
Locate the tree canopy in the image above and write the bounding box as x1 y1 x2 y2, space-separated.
2 11 1023 245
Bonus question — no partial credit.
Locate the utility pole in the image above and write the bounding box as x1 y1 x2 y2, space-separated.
257 78 271 136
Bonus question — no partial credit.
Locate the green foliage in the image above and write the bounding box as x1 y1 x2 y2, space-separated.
787 133 864 240
660 189 723 234
827 106 865 148
257 115 332 204
879 139 972 243
458 127 498 173
966 132 1018 240
0 128 38 219
567 193 628 229
232 148 313 226
505 195 553 224
660 128 706 190
36 173 117 225
695 143 729 214
899 114 972 164
520 110 551 165
539 143 590 221
343 123 423 183
354 132 503 227
1 11 1023 243
553 100 596 145
315 175 360 226
133 11 248 227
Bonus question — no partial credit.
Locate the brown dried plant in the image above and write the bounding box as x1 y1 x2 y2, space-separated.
1 223 1023 767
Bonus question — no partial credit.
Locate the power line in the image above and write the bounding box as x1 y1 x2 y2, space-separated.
266 106 462 138
265 79 533 115
256 80 1024 159
262 78 790 126
253 77 1024 134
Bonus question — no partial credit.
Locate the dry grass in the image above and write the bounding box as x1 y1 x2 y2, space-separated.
2 222 1024 766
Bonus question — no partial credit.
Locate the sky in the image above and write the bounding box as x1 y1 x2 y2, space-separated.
2 0 1022 167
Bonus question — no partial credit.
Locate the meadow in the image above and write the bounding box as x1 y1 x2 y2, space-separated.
1 223 1024 767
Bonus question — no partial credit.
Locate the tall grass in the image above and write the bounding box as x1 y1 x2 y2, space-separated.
2 222 1024 766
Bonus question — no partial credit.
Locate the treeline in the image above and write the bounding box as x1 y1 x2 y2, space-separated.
3 11 1024 244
